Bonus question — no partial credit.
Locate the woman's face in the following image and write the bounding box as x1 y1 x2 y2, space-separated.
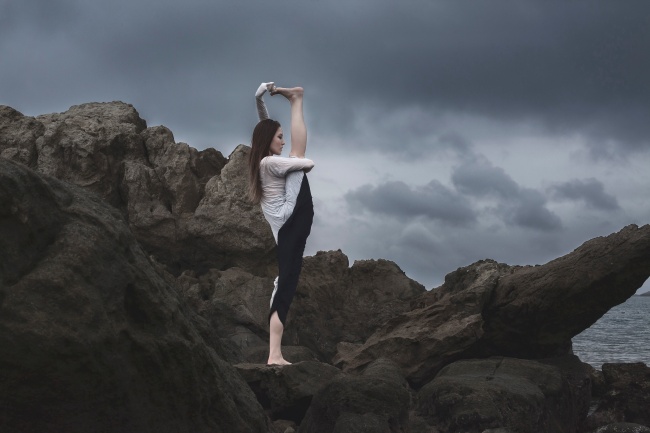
269 127 285 156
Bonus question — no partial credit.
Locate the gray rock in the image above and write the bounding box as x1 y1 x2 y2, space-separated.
235 361 342 423
0 159 269 432
336 225 650 386
335 259 504 386
585 363 650 431
0 103 276 276
417 357 588 433
299 358 411 433
285 250 425 362
593 423 650 433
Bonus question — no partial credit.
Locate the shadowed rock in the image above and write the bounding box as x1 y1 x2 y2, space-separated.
0 159 269 433
592 424 650 433
285 250 426 362
174 249 425 364
336 225 650 387
235 361 342 423
416 356 590 433
584 363 650 431
298 358 411 433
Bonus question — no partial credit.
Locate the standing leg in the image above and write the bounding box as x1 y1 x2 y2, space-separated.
272 87 307 158
268 311 290 365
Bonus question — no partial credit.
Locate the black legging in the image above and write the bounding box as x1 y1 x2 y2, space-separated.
269 175 314 326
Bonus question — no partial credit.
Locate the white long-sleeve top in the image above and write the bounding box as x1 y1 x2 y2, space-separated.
260 155 315 243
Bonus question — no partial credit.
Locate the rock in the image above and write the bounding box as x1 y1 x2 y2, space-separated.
175 267 275 363
335 259 504 386
243 345 322 365
336 226 650 386
592 423 650 433
235 361 341 423
478 225 650 359
0 103 276 276
417 356 589 433
0 159 269 432
284 250 425 362
299 358 411 433
585 363 650 430
174 249 424 364
272 419 298 433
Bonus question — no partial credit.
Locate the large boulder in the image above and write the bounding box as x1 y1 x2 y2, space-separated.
298 358 412 433
334 259 505 386
416 356 590 433
0 158 269 432
336 225 650 386
285 250 426 362
0 103 275 276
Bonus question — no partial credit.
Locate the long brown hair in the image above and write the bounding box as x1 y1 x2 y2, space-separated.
248 119 281 203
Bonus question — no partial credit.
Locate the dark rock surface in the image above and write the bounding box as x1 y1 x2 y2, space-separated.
592 423 650 433
0 158 268 432
584 363 650 431
0 103 275 276
285 250 426 362
235 361 341 423
298 358 412 433
416 356 590 433
336 225 650 387
174 248 424 364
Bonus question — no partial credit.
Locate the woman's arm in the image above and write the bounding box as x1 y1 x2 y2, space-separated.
264 156 314 177
255 82 274 121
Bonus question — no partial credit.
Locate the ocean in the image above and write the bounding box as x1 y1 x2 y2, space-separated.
572 295 650 368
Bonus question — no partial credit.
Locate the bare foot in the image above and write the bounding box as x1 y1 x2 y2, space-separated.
271 86 304 101
267 358 292 366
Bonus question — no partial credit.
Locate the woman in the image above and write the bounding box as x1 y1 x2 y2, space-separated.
248 82 314 365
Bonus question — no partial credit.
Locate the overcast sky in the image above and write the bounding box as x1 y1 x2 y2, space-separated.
2 0 649 293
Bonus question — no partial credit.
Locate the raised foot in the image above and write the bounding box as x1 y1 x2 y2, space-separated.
271 86 304 101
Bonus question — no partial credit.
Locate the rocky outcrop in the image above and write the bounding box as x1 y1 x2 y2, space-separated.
2 102 648 433
174 249 425 364
584 363 650 431
336 225 650 387
285 250 426 361
0 103 275 276
0 158 268 432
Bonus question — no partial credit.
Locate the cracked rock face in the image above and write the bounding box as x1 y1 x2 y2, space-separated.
0 102 275 276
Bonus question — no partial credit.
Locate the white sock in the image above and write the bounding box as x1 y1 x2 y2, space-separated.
255 82 275 121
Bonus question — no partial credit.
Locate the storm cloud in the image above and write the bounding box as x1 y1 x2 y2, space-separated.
550 178 620 211
345 180 476 225
1 0 649 291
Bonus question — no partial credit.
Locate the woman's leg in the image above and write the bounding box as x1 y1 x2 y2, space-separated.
268 311 290 365
272 87 307 158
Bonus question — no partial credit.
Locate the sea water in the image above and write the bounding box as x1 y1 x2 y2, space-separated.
572 295 650 368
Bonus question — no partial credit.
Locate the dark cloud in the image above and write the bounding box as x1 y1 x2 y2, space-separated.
504 188 563 231
452 156 562 231
2 1 649 155
345 180 476 226
550 178 620 210
452 156 519 198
